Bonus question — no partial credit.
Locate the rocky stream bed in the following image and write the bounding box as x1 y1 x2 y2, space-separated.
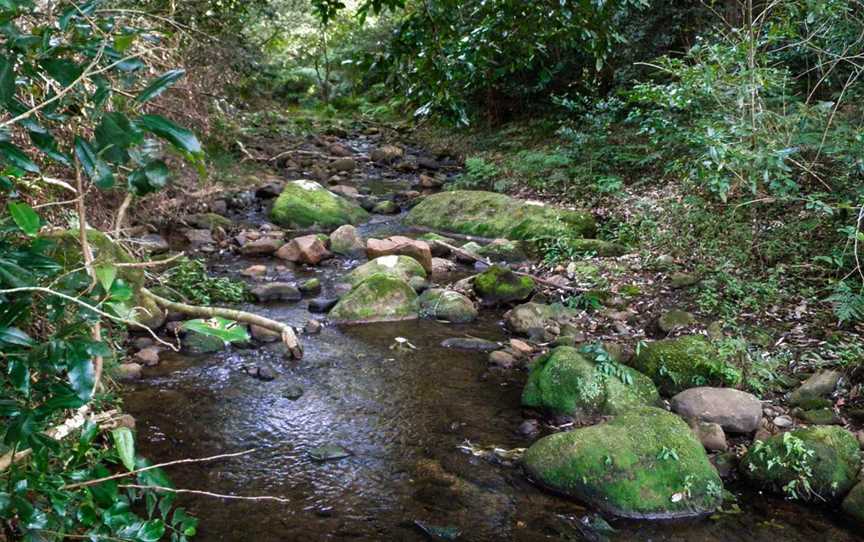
117 127 864 541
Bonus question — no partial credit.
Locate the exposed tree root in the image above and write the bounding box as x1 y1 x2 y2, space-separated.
141 288 303 359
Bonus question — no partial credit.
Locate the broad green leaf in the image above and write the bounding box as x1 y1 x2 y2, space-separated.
108 279 133 302
74 137 114 189
128 160 169 196
9 358 29 394
182 317 249 344
0 142 39 173
114 33 136 53
95 112 141 164
112 427 135 471
135 114 203 157
0 55 15 105
29 130 71 166
67 356 94 401
0 327 33 346
95 264 117 292
7 201 40 236
135 69 185 104
137 518 166 542
41 58 82 86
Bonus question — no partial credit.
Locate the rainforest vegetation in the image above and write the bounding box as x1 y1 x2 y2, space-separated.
1 0 864 540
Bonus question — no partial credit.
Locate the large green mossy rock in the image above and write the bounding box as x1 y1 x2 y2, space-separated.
522 347 660 418
473 265 534 306
345 255 427 287
183 330 226 355
842 481 864 524
629 335 741 395
523 407 722 519
330 273 419 324
271 180 369 231
418 288 478 323
741 426 861 501
49 229 164 328
406 191 595 240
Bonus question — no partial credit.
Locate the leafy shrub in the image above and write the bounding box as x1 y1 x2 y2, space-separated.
163 259 249 306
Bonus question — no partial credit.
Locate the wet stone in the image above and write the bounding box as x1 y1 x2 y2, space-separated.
440 338 500 352
308 298 339 314
282 384 305 401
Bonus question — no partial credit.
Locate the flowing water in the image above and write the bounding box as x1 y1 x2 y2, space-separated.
124 135 863 541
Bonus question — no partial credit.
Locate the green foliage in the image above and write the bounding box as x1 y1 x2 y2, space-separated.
163 259 249 306
750 434 816 500
580 342 634 386
452 157 502 191
374 0 649 124
0 2 205 538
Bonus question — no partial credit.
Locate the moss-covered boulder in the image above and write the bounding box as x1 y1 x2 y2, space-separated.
270 180 369 231
185 212 233 231
405 190 595 241
473 265 534 306
629 335 741 395
345 255 427 287
522 347 660 418
49 229 165 328
182 330 226 354
842 481 864 524
330 273 419 324
477 239 528 262
741 426 860 501
523 407 722 519
418 289 478 323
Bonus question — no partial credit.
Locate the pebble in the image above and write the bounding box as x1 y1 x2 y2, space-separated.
773 415 794 428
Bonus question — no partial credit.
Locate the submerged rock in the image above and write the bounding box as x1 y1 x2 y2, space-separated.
473 265 534 306
345 255 427 287
523 407 722 519
670 387 762 434
405 190 596 240
251 283 302 302
629 335 741 395
440 338 499 352
330 274 419 324
270 180 369 231
418 289 478 323
521 347 660 418
308 298 339 314
741 426 861 501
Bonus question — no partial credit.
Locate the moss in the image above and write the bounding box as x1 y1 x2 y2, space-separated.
405 190 595 241
798 408 841 425
523 407 722 519
270 180 368 231
842 482 864 524
630 335 741 395
330 273 419 324
473 265 534 306
521 347 659 417
345 255 427 286
658 310 696 333
741 426 861 501
186 212 233 231
477 239 528 262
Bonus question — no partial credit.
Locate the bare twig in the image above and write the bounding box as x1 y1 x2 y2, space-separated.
0 287 175 350
63 449 258 490
119 484 291 503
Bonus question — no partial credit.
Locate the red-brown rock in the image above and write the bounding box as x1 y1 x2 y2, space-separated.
276 235 333 265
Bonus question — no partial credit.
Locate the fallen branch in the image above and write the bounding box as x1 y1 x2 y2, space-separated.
431 240 585 294
63 448 258 490
119 484 290 503
0 287 175 350
141 288 303 359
